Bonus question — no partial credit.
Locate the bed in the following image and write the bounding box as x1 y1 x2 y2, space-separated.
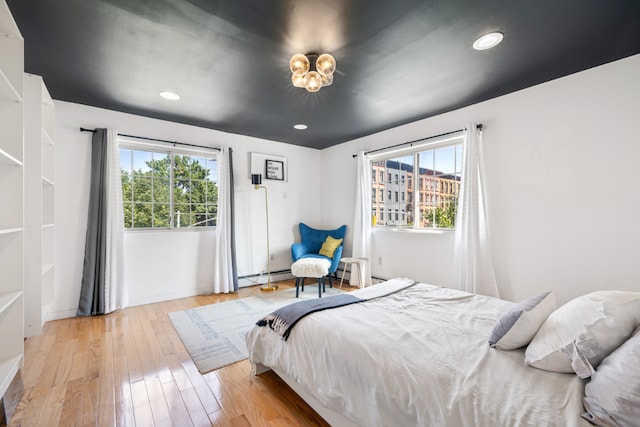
246 278 634 427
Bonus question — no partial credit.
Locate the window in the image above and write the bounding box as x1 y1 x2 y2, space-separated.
379 171 384 182
120 146 218 229
372 189 376 202
379 191 384 202
369 136 462 229
371 169 376 182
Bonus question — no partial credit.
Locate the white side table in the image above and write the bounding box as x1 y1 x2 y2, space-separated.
339 257 368 289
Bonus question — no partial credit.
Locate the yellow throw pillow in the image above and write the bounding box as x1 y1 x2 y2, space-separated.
319 236 343 258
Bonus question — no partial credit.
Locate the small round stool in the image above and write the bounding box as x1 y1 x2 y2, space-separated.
291 258 331 298
339 257 368 289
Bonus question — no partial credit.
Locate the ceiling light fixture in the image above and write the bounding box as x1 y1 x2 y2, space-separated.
473 32 504 50
159 91 180 100
290 53 336 93
293 124 308 130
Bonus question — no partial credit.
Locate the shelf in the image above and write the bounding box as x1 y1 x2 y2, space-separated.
41 88 53 107
42 263 54 276
42 128 55 146
0 354 22 399
0 67 21 106
0 147 22 166
0 227 21 235
0 0 24 404
41 176 54 186
0 291 21 316
0 0 22 40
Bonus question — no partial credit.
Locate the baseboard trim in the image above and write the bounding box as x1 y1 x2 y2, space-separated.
239 271 294 288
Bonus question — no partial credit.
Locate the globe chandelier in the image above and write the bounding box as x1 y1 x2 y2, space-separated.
289 53 336 93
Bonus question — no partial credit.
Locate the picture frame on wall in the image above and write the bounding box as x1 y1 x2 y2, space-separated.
265 159 284 180
250 152 288 182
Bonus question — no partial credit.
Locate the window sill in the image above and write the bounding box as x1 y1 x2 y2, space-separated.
372 226 454 235
125 226 216 234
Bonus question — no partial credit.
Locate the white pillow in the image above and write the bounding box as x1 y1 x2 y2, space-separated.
525 291 640 377
582 327 640 426
488 291 556 350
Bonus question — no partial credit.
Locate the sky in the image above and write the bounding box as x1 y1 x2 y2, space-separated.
391 144 462 176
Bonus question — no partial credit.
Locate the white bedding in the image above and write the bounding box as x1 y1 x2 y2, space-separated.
246 278 591 427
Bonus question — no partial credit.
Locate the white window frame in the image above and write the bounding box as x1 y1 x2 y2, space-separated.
369 132 464 231
119 137 219 231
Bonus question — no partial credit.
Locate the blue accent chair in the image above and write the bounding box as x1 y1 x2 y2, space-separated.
291 223 347 288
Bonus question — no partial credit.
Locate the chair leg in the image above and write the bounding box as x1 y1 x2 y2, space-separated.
328 274 333 288
301 277 305 291
318 277 322 298
295 277 300 298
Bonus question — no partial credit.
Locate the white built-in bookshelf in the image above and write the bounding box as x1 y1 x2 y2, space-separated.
0 0 24 404
24 73 56 337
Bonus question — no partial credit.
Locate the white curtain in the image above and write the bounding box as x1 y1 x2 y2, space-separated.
104 129 127 312
352 151 372 287
452 124 499 297
213 146 235 293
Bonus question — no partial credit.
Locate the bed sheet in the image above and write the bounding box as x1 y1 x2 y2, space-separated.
246 278 590 427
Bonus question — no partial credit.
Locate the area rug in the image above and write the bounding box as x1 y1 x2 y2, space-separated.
169 284 343 374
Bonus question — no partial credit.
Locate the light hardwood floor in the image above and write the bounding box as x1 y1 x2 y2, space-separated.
8 279 355 426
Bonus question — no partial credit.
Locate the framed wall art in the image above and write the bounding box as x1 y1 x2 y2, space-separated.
250 152 288 182
265 159 284 180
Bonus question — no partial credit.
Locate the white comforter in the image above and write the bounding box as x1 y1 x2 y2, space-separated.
246 278 591 427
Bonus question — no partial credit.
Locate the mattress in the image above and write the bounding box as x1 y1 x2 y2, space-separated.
246 278 591 427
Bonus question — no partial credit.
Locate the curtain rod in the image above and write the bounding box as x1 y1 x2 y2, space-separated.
79 127 221 152
352 124 482 158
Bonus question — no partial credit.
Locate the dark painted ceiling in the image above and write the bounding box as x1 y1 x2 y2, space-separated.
7 0 640 149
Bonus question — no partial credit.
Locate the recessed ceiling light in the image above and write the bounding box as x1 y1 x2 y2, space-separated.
473 32 504 50
160 91 180 101
293 124 308 130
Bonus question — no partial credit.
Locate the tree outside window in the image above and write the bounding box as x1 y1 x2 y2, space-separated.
120 147 218 229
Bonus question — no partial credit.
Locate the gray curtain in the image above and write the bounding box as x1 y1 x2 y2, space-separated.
229 147 239 291
77 129 108 316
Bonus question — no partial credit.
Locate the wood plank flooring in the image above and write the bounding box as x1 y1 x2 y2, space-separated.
8 279 355 426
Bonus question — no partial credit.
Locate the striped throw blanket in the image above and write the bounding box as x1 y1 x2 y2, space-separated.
257 279 417 341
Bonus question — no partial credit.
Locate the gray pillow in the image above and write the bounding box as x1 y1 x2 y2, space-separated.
489 291 555 350
582 327 640 426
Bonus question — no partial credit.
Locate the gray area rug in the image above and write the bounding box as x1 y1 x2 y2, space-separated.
169 284 343 374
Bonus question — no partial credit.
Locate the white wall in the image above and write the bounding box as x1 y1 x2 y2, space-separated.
53 102 322 318
52 53 640 318
322 54 640 305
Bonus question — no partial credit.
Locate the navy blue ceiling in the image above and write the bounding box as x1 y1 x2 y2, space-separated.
8 0 640 149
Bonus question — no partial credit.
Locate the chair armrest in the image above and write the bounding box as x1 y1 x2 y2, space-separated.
329 245 344 274
291 243 310 261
